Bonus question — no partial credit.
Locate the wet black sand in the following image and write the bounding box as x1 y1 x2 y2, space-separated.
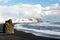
0 23 60 40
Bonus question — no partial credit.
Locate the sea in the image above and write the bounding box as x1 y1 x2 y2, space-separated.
14 22 60 39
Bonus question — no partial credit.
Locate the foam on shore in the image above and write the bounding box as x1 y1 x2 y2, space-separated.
14 23 60 39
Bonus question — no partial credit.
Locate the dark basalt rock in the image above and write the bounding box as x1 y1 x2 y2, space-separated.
4 19 14 34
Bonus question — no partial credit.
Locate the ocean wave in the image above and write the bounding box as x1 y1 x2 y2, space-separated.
14 23 60 39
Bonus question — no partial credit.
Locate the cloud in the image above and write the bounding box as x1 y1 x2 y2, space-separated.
0 3 60 22
0 0 11 3
42 3 60 16
0 4 42 18
41 3 60 22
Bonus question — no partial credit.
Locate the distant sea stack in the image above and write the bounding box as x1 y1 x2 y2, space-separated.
36 18 43 23
4 19 14 34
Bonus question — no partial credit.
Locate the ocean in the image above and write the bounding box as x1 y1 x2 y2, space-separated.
14 22 60 39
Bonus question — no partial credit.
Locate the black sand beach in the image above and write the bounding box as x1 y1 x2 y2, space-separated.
0 24 60 40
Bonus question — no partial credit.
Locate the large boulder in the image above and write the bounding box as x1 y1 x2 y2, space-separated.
5 19 14 34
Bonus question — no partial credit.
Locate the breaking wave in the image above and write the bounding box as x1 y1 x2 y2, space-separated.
14 23 60 39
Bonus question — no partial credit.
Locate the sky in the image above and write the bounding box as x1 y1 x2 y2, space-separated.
0 0 60 22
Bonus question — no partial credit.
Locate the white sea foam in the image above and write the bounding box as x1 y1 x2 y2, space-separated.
14 23 60 39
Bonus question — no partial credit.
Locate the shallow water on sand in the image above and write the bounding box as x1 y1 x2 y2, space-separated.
14 23 60 39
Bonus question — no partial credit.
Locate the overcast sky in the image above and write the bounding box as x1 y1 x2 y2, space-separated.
0 0 60 22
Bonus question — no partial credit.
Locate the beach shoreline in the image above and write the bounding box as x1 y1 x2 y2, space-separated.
0 23 59 40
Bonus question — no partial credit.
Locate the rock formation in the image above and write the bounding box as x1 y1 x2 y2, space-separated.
36 18 43 23
4 19 14 34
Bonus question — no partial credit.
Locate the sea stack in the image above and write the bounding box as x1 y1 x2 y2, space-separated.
5 19 14 34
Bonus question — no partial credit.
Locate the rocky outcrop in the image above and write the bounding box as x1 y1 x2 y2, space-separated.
36 18 43 23
4 19 14 34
